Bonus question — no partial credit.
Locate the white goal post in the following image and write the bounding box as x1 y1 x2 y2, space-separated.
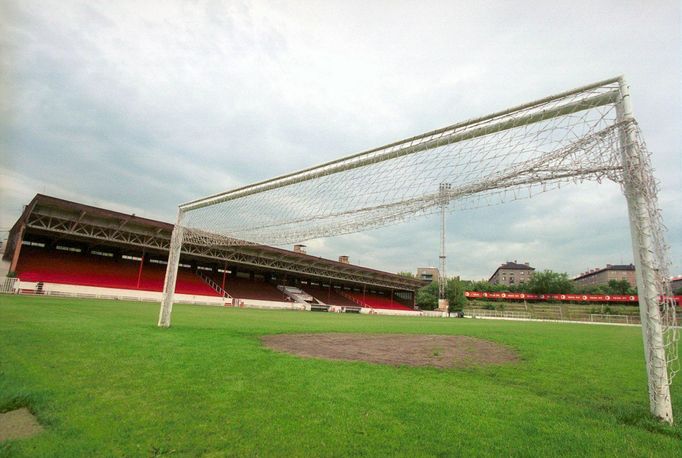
158 76 678 423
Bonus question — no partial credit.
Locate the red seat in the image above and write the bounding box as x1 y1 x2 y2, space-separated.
301 285 359 307
16 247 219 296
206 274 286 301
346 291 413 311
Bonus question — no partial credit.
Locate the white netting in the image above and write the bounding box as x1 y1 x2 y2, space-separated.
178 78 677 388
622 125 679 390
182 81 623 245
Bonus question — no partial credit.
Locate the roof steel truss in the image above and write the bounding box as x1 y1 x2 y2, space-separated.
24 208 418 290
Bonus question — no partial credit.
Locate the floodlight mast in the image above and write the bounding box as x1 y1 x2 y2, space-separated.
616 77 673 423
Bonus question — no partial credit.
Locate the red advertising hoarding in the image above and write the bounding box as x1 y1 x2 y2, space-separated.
464 291 681 305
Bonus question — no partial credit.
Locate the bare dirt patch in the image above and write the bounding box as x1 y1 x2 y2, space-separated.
0 408 44 442
262 333 519 368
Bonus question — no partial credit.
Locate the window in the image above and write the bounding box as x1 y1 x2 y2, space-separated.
56 245 81 253
91 250 114 257
22 241 45 247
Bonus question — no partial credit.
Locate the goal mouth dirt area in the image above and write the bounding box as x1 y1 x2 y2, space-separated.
261 333 519 368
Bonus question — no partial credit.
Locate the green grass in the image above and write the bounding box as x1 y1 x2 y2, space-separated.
0 295 680 457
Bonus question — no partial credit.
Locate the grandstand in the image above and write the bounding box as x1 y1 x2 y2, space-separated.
3 194 425 311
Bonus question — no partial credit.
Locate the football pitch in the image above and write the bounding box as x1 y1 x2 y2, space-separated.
0 295 680 457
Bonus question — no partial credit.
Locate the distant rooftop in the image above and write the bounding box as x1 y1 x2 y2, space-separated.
574 264 635 280
498 261 534 270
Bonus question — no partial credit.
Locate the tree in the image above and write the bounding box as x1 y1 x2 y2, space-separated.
397 271 415 278
468 280 507 293
525 270 574 294
508 282 529 293
446 277 466 313
576 284 609 295
576 280 636 295
415 282 438 310
607 279 635 295
415 278 467 311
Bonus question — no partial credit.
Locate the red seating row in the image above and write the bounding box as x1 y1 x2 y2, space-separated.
301 285 359 307
16 247 219 296
207 274 287 302
345 291 414 311
15 248 414 308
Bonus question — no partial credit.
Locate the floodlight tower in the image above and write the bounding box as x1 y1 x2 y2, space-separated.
438 183 451 312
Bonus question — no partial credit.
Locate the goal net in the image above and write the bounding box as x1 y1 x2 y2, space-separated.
162 76 678 422
181 81 624 246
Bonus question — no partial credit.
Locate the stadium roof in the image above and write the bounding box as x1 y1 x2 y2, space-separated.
5 194 426 291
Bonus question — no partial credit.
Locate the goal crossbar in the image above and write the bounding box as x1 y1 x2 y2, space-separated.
181 80 620 212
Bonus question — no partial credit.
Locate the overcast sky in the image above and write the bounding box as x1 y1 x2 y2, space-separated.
1 0 680 280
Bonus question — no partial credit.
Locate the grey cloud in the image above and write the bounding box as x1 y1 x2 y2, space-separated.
1 0 680 277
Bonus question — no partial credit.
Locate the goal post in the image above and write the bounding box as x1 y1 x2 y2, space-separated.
157 76 677 423
617 78 674 422
158 209 185 328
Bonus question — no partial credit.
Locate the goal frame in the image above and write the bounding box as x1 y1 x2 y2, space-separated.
157 76 674 423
